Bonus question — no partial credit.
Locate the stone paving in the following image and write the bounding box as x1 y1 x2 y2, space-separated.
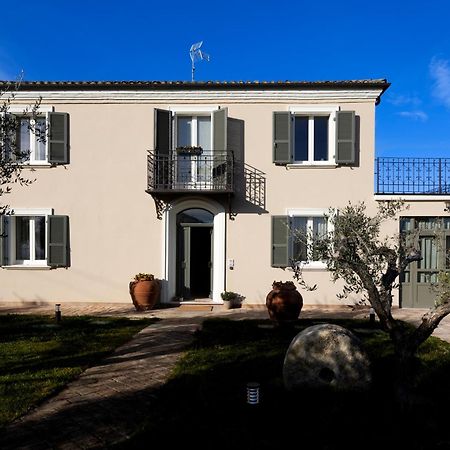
2 301 450 449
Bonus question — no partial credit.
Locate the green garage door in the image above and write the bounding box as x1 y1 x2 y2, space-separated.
400 217 450 308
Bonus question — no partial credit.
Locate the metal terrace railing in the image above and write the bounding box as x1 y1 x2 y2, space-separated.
375 157 450 195
147 150 234 193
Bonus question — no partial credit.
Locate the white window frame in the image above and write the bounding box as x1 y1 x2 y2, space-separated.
8 106 53 166
5 208 53 268
288 105 338 167
174 114 213 150
169 105 217 151
287 208 333 269
170 106 217 188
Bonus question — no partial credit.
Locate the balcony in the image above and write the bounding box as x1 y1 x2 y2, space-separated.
375 157 450 195
147 150 234 193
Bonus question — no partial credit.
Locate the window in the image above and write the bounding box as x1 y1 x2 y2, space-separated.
153 107 228 190
294 115 329 163
290 215 328 263
271 209 331 268
4 111 69 165
273 109 355 166
18 116 47 163
176 115 212 151
13 215 46 264
154 106 227 155
0 210 69 268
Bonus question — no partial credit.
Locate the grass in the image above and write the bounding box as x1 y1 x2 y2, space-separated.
118 317 450 450
0 314 156 427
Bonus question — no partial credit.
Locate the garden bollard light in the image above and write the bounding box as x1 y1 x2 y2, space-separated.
247 382 260 405
55 304 61 323
369 307 375 325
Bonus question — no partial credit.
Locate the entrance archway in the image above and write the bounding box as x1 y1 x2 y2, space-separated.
164 198 226 303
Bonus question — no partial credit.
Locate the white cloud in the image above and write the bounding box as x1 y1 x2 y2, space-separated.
430 57 450 108
386 93 421 107
397 110 428 121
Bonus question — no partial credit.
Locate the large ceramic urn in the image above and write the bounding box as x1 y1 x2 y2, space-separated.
129 276 160 311
266 281 303 324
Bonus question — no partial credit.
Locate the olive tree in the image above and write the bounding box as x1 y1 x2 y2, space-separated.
291 201 450 402
0 75 42 215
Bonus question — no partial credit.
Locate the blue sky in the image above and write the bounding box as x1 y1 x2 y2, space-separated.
1 0 449 158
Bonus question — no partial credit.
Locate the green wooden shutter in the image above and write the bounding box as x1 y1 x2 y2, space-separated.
271 216 289 267
47 215 69 267
48 112 69 164
336 111 355 164
154 109 172 156
273 112 292 164
0 215 8 266
213 108 227 151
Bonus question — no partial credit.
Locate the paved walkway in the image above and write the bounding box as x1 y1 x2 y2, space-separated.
2 302 450 449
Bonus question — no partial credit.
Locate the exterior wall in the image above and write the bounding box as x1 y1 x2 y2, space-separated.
225 101 377 305
1 89 391 305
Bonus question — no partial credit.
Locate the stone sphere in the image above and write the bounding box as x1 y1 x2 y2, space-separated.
283 323 371 391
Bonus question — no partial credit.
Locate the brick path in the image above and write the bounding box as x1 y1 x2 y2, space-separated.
2 302 450 449
0 314 203 449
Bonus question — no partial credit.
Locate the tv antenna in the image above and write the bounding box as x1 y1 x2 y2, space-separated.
190 41 210 81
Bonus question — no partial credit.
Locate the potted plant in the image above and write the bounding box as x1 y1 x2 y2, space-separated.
221 291 241 309
129 273 160 311
176 145 203 156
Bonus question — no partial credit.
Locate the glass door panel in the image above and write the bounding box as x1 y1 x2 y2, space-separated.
176 116 193 186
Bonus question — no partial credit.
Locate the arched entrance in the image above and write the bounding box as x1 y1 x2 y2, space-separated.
164 198 226 303
176 208 214 299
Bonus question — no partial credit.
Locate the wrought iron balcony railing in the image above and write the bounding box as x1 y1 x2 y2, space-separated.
147 150 234 193
375 157 450 195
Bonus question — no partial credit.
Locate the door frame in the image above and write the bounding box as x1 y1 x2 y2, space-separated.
177 222 213 300
163 197 226 303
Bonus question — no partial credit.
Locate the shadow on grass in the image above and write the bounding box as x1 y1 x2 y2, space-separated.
117 317 450 450
2 316 450 450
0 315 203 449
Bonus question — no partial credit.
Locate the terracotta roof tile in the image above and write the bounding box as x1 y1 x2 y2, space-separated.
0 79 390 92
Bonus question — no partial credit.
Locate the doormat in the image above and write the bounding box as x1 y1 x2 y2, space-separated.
178 304 214 311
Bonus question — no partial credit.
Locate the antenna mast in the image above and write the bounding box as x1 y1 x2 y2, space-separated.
189 41 210 81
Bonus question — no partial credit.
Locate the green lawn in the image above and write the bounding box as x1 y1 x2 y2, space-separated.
0 314 155 427
119 317 450 450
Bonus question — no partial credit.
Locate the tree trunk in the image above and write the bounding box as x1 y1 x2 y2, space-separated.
393 344 417 410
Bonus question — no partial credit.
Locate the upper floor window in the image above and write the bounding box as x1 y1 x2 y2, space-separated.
176 115 212 151
154 107 227 155
18 116 47 163
273 108 356 166
3 110 69 165
294 115 329 163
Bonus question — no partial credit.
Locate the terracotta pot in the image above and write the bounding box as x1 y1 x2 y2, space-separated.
266 282 303 323
129 280 160 311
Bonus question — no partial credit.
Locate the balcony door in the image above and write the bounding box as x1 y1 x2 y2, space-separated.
176 208 214 300
176 115 212 188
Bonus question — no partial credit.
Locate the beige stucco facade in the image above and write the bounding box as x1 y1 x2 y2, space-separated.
2 80 446 307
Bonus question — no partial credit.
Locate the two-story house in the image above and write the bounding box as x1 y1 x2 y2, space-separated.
1 79 446 309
